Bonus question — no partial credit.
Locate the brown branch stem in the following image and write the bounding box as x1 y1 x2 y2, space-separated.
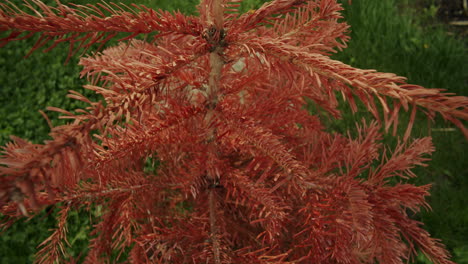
209 188 221 264
206 1 224 263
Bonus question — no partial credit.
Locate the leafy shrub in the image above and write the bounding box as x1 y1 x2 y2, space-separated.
1 0 467 263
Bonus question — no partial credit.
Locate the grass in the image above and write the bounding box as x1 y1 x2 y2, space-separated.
332 1 467 263
0 0 466 263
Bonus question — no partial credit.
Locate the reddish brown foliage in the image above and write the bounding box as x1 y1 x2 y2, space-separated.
1 0 467 263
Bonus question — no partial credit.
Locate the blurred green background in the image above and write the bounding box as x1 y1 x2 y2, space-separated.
0 0 466 263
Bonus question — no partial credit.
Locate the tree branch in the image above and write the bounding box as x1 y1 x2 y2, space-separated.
206 1 224 263
209 189 221 264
